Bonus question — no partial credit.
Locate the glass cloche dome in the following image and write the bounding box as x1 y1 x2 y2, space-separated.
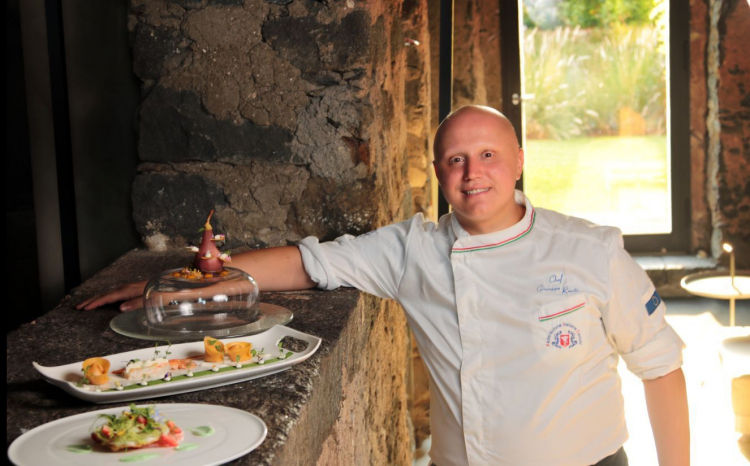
143 267 259 332
110 210 293 341
143 210 258 332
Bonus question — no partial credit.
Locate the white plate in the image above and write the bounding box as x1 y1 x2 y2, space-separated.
33 325 321 403
8 403 267 466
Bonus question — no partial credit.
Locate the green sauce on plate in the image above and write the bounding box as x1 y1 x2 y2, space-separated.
66 444 93 453
174 442 199 452
119 453 160 462
190 426 215 437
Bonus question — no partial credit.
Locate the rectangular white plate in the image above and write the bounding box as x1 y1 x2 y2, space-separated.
33 325 321 404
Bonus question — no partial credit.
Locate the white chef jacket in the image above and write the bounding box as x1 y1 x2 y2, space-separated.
298 190 684 466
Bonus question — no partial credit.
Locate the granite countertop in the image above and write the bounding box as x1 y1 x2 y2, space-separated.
6 250 361 465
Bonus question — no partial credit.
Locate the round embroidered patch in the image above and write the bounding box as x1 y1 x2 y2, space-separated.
546 323 583 348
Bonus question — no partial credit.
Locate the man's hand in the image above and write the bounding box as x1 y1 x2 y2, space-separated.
76 281 148 312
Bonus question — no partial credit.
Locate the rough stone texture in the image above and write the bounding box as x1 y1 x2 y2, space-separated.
452 0 487 109
313 298 410 466
129 0 412 249
689 0 711 255
6 250 410 466
705 0 724 258
139 86 296 163
132 171 226 249
716 0 750 267
125 1 417 461
400 0 433 449
402 0 433 218
427 0 440 133
691 0 750 266
132 162 311 249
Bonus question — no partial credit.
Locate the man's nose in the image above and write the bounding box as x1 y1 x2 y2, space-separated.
463 158 481 180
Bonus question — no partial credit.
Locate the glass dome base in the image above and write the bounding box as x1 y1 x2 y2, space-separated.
110 303 293 342
143 267 260 329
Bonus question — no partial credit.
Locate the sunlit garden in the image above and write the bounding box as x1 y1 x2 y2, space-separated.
521 0 670 234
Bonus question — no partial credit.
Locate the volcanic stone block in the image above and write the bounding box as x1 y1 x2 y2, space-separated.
262 10 371 75
165 0 204 10
206 0 244 5
139 86 295 163
290 177 378 241
132 23 189 81
132 172 226 246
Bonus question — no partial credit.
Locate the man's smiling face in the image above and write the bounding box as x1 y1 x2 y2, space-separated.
433 106 525 235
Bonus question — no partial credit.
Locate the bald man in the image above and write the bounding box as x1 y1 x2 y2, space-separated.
80 106 689 466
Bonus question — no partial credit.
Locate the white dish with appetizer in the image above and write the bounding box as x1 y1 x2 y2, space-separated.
8 403 266 466
33 325 321 403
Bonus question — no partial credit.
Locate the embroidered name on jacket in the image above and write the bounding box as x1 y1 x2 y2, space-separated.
546 323 583 349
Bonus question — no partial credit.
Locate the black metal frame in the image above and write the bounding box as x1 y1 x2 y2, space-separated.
625 1 691 253
499 0 524 192
437 0 454 217
45 0 81 291
498 0 691 253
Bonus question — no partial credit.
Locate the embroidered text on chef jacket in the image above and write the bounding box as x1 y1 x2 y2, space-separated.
298 191 685 466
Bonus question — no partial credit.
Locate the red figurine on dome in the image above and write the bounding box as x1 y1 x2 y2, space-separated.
182 210 232 278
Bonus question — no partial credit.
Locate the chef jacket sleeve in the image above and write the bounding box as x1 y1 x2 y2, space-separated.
296 214 421 301
602 232 685 380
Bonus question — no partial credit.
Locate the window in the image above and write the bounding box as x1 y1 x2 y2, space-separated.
501 0 690 252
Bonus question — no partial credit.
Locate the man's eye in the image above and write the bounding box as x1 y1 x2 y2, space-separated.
450 157 463 163
483 152 493 158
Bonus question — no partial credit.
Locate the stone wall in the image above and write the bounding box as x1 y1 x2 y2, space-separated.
402 0 433 218
313 297 411 466
690 0 750 265
127 1 432 464
129 0 418 251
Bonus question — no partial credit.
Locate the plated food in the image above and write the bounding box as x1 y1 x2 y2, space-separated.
34 325 322 403
8 403 268 466
75 335 285 392
91 404 182 451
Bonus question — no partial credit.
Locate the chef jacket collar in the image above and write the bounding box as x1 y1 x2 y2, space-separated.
450 190 535 253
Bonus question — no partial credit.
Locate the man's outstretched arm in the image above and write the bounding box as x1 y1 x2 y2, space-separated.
643 367 690 466
76 246 316 311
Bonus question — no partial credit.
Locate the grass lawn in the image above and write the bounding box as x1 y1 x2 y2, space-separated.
524 135 671 235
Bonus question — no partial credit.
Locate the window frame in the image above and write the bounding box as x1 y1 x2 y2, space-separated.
498 0 691 253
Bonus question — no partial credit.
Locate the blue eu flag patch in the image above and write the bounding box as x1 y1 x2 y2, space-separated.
645 290 662 316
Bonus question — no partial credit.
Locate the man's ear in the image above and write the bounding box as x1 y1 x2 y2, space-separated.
432 160 441 186
516 148 524 179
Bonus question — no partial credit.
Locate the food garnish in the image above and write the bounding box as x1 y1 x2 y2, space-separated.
178 267 203 279
90 404 182 452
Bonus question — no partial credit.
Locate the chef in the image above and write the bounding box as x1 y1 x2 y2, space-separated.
79 105 690 466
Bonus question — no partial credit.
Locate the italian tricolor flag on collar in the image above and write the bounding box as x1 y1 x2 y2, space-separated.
452 209 536 254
